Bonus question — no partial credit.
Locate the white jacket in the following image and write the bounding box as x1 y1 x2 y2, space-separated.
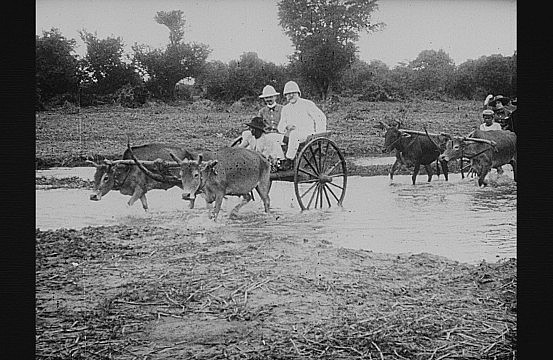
278 98 327 136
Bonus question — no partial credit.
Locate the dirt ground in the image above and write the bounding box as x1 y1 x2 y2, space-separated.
35 100 516 359
36 222 516 359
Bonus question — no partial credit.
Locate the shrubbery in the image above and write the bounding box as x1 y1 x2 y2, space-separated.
36 22 516 111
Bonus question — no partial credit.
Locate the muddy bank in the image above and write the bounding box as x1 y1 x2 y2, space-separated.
36 225 516 359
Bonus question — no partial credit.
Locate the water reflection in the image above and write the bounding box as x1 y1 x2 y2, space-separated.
36 167 516 265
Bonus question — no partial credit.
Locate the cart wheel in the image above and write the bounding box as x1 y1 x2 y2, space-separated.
294 137 347 210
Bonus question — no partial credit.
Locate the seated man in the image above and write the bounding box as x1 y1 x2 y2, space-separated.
277 81 327 165
238 116 284 170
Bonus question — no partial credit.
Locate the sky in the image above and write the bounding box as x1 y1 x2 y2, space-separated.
36 0 516 68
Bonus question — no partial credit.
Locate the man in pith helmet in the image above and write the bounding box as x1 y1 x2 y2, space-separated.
278 81 327 163
257 85 284 133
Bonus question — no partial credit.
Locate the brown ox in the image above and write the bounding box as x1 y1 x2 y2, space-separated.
381 122 449 185
88 143 195 210
128 146 271 220
438 129 517 187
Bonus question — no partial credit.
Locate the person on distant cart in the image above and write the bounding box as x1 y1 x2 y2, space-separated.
486 95 512 130
479 109 502 131
477 108 505 175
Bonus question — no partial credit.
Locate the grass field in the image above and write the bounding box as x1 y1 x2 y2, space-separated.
35 98 482 169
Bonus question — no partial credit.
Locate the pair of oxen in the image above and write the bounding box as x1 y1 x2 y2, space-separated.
379 121 517 187
88 143 271 220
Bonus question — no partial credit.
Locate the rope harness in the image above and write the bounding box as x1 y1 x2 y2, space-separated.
462 142 497 160
109 163 131 189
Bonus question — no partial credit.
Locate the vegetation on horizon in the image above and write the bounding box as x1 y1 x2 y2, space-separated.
36 1 516 110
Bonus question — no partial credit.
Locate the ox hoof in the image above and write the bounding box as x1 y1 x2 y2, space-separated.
182 193 193 201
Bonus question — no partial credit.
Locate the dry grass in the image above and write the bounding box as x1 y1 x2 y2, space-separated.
35 99 482 169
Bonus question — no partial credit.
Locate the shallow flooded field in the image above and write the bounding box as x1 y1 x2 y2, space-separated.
36 163 516 265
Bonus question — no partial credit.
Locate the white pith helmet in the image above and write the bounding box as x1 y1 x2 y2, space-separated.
283 81 301 96
259 85 280 98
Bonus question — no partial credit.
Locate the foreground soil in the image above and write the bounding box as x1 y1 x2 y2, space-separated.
36 224 516 360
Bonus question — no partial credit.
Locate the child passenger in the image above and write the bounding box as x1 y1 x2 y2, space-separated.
238 116 285 169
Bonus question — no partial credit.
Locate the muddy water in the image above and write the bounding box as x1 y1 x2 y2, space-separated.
36 165 516 265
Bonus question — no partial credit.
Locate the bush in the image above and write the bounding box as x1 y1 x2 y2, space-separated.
116 84 149 108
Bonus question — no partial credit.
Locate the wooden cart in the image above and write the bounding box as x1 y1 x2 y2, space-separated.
231 132 347 210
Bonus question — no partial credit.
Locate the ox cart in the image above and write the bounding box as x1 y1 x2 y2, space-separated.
231 132 347 210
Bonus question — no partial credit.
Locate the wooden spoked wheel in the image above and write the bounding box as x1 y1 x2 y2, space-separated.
293 137 347 210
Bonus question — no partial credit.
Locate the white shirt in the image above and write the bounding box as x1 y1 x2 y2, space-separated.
278 97 327 135
479 122 502 131
239 130 284 159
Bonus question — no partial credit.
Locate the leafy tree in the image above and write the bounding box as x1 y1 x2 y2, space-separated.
509 51 516 96
278 0 383 99
339 59 390 96
451 59 479 99
196 53 289 102
155 10 186 47
79 30 140 98
35 28 80 108
196 60 230 101
449 53 516 100
133 10 211 100
385 63 412 100
408 49 455 96
473 54 513 97
227 52 288 102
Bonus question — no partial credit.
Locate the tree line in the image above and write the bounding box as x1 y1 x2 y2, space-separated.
36 1 516 110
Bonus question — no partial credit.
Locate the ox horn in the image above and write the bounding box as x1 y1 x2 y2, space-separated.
399 131 411 138
85 159 101 167
127 143 180 184
103 159 135 166
463 137 498 152
378 120 389 129
463 137 497 146
424 126 441 151
169 151 184 165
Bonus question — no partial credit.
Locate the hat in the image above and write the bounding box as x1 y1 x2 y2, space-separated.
283 81 301 95
259 85 280 98
482 109 494 116
245 116 266 132
488 95 510 107
483 94 494 106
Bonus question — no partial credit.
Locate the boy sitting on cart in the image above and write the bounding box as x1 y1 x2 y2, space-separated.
238 116 285 172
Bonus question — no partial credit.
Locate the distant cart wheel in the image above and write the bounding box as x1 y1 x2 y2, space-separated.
293 137 347 210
